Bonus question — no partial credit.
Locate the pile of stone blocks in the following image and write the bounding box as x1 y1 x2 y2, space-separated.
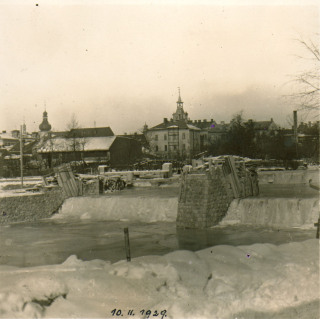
176 167 234 229
0 189 66 224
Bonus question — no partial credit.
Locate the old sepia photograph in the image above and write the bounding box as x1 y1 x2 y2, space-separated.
0 0 319 318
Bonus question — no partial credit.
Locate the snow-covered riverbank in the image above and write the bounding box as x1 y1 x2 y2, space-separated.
0 239 318 319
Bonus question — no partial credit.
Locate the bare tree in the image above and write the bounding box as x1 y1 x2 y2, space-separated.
290 36 320 114
66 113 80 130
66 113 87 164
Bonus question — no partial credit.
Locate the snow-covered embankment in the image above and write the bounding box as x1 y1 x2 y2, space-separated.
0 239 318 318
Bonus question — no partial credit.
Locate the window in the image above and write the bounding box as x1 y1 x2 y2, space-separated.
182 144 186 150
182 132 186 139
164 134 167 140
155 135 158 141
165 145 168 151
155 145 159 151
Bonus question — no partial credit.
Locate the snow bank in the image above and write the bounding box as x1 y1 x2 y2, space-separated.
258 169 319 184
54 196 178 223
221 197 319 229
0 239 318 319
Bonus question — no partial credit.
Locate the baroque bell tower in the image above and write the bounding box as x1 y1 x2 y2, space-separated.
172 87 188 122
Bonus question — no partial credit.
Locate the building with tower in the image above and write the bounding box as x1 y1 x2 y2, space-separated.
145 90 282 159
39 110 52 137
172 88 189 122
35 110 142 169
145 90 212 159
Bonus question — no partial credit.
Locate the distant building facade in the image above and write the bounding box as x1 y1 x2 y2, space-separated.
36 125 142 169
145 91 282 159
146 92 206 158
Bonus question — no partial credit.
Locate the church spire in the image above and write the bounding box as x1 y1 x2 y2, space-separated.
172 87 188 122
177 87 183 106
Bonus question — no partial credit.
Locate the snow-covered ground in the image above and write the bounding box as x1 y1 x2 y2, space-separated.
0 239 318 319
0 180 318 318
0 177 42 197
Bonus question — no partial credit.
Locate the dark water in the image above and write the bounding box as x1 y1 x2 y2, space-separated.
0 219 315 268
0 183 317 268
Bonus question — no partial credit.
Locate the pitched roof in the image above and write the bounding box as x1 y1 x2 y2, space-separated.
118 133 149 147
0 133 18 141
37 136 117 153
188 120 217 129
208 123 230 133
9 140 38 154
252 120 279 130
149 120 200 131
68 127 114 138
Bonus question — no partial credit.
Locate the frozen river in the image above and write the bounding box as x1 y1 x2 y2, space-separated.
0 219 316 267
0 183 317 267
0 183 319 319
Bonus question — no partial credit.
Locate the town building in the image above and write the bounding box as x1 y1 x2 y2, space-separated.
36 123 142 169
0 131 19 151
145 91 283 159
146 92 208 159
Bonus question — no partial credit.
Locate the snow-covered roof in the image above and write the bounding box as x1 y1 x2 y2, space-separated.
187 124 201 131
38 136 117 153
0 133 18 141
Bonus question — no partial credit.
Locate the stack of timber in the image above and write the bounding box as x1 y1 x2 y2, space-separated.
53 163 80 197
193 155 259 198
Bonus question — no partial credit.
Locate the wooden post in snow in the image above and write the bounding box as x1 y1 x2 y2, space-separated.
314 218 320 239
124 227 131 262
20 125 24 187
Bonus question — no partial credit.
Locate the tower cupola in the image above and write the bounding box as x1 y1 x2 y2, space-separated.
172 87 188 122
39 110 52 132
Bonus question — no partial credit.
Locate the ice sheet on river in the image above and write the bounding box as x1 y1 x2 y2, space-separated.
54 196 178 223
0 239 318 319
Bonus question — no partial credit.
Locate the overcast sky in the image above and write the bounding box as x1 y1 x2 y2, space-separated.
0 0 318 134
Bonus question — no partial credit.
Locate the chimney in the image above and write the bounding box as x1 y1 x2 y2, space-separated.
204 119 207 122
270 118 273 122
163 118 168 123
293 110 298 143
2 130 6 134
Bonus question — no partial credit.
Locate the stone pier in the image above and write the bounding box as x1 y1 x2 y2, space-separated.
176 168 234 229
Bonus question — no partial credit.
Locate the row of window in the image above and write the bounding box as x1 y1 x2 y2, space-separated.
155 144 186 152
154 133 186 141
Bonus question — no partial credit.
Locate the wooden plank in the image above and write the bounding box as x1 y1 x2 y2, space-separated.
41 176 48 186
55 163 79 197
228 156 241 190
56 174 71 197
226 156 241 198
55 164 74 197
66 169 79 197
59 171 73 197
65 163 80 196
